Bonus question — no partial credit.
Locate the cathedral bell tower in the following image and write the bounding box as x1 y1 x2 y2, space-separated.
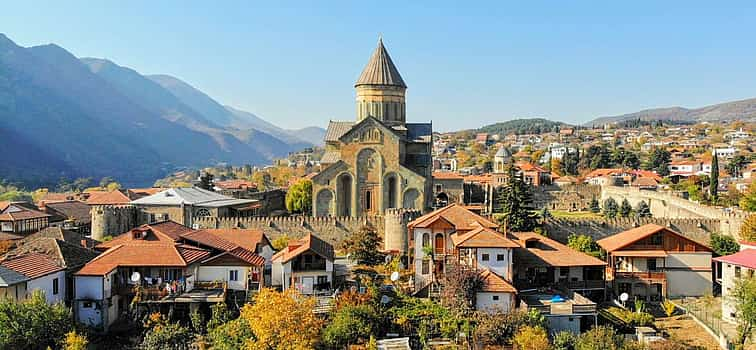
355 37 407 127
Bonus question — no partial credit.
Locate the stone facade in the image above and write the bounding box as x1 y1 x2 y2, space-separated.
534 184 601 212
312 39 432 218
90 205 136 241
192 208 421 252
545 217 720 246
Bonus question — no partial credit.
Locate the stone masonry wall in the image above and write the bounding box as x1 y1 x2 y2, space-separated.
192 208 421 250
545 217 720 246
600 186 747 238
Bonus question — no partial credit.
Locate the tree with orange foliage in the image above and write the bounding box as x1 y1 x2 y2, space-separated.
240 288 323 349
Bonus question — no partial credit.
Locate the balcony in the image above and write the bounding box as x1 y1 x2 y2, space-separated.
615 271 666 280
520 290 597 316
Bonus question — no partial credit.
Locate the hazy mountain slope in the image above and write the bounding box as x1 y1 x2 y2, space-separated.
586 97 756 126
148 74 315 150
0 34 164 186
286 126 326 146
147 74 237 127
79 57 272 161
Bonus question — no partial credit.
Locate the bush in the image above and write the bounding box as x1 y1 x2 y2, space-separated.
662 299 676 317
323 304 380 348
474 309 545 345
63 331 88 350
575 325 625 350
0 290 73 349
513 326 550 350
207 318 254 350
553 331 577 350
140 322 193 350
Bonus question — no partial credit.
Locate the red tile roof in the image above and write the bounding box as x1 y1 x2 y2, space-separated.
713 249 756 269
596 224 711 252
86 190 131 205
272 233 334 263
479 269 517 293
450 226 520 248
96 221 191 249
197 228 269 252
1 253 64 279
77 243 198 276
409 204 498 231
510 232 606 267
214 180 257 190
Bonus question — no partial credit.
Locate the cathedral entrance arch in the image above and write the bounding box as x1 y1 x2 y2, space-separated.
403 188 420 209
357 148 382 215
315 189 334 217
337 173 353 217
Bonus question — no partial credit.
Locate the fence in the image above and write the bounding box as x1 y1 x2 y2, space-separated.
673 299 735 350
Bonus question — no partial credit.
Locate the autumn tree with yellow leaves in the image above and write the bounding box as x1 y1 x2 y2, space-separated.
240 288 323 349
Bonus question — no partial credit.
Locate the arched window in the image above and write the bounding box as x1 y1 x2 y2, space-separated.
422 233 430 248
195 208 211 217
365 190 372 210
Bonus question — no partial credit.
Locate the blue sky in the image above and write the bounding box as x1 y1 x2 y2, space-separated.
2 1 756 131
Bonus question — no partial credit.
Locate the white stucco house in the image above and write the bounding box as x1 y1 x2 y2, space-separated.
0 253 66 304
271 233 335 294
713 245 755 324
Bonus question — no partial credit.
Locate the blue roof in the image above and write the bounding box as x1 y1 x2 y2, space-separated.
0 266 29 287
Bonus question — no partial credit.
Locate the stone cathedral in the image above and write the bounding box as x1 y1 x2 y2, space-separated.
311 38 433 217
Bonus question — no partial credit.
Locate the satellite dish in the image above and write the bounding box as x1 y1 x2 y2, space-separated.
130 272 141 283
390 271 400 282
619 293 629 302
380 295 392 304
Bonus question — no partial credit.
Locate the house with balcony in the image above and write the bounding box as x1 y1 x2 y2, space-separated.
510 232 607 301
408 204 500 291
0 201 51 235
76 221 268 331
519 289 598 334
271 233 335 295
450 226 520 312
597 224 713 301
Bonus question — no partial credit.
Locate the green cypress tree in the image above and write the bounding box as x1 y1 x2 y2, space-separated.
636 200 652 218
603 198 618 219
710 152 719 201
496 165 538 231
619 199 632 217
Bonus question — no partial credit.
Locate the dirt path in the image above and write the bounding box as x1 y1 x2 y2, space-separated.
655 315 722 350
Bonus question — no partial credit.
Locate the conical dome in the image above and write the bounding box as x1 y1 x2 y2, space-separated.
355 38 406 88
495 146 512 159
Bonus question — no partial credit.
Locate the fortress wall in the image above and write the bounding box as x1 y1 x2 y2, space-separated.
192 209 421 250
599 186 746 238
545 217 720 246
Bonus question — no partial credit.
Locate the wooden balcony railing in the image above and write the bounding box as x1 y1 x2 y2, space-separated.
615 271 666 280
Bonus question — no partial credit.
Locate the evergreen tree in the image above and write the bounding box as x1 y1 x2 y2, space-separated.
603 198 618 218
645 148 671 176
710 152 719 201
636 200 652 218
495 165 538 231
340 225 384 266
619 199 632 217
589 197 600 213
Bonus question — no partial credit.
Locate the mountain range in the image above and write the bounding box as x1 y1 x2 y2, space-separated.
0 33 324 188
585 97 756 126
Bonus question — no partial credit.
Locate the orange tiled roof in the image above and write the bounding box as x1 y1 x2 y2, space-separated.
1 253 64 279
86 190 131 205
479 269 517 293
197 228 269 252
597 224 712 253
450 226 519 248
517 162 548 173
433 171 464 180
510 232 606 267
409 204 498 231
77 243 203 276
214 180 257 190
272 233 334 263
96 221 194 249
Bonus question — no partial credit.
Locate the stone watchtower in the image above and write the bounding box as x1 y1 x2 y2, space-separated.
355 37 407 127
90 205 137 241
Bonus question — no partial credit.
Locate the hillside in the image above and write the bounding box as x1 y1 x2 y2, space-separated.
0 33 320 188
476 118 571 135
586 97 756 126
